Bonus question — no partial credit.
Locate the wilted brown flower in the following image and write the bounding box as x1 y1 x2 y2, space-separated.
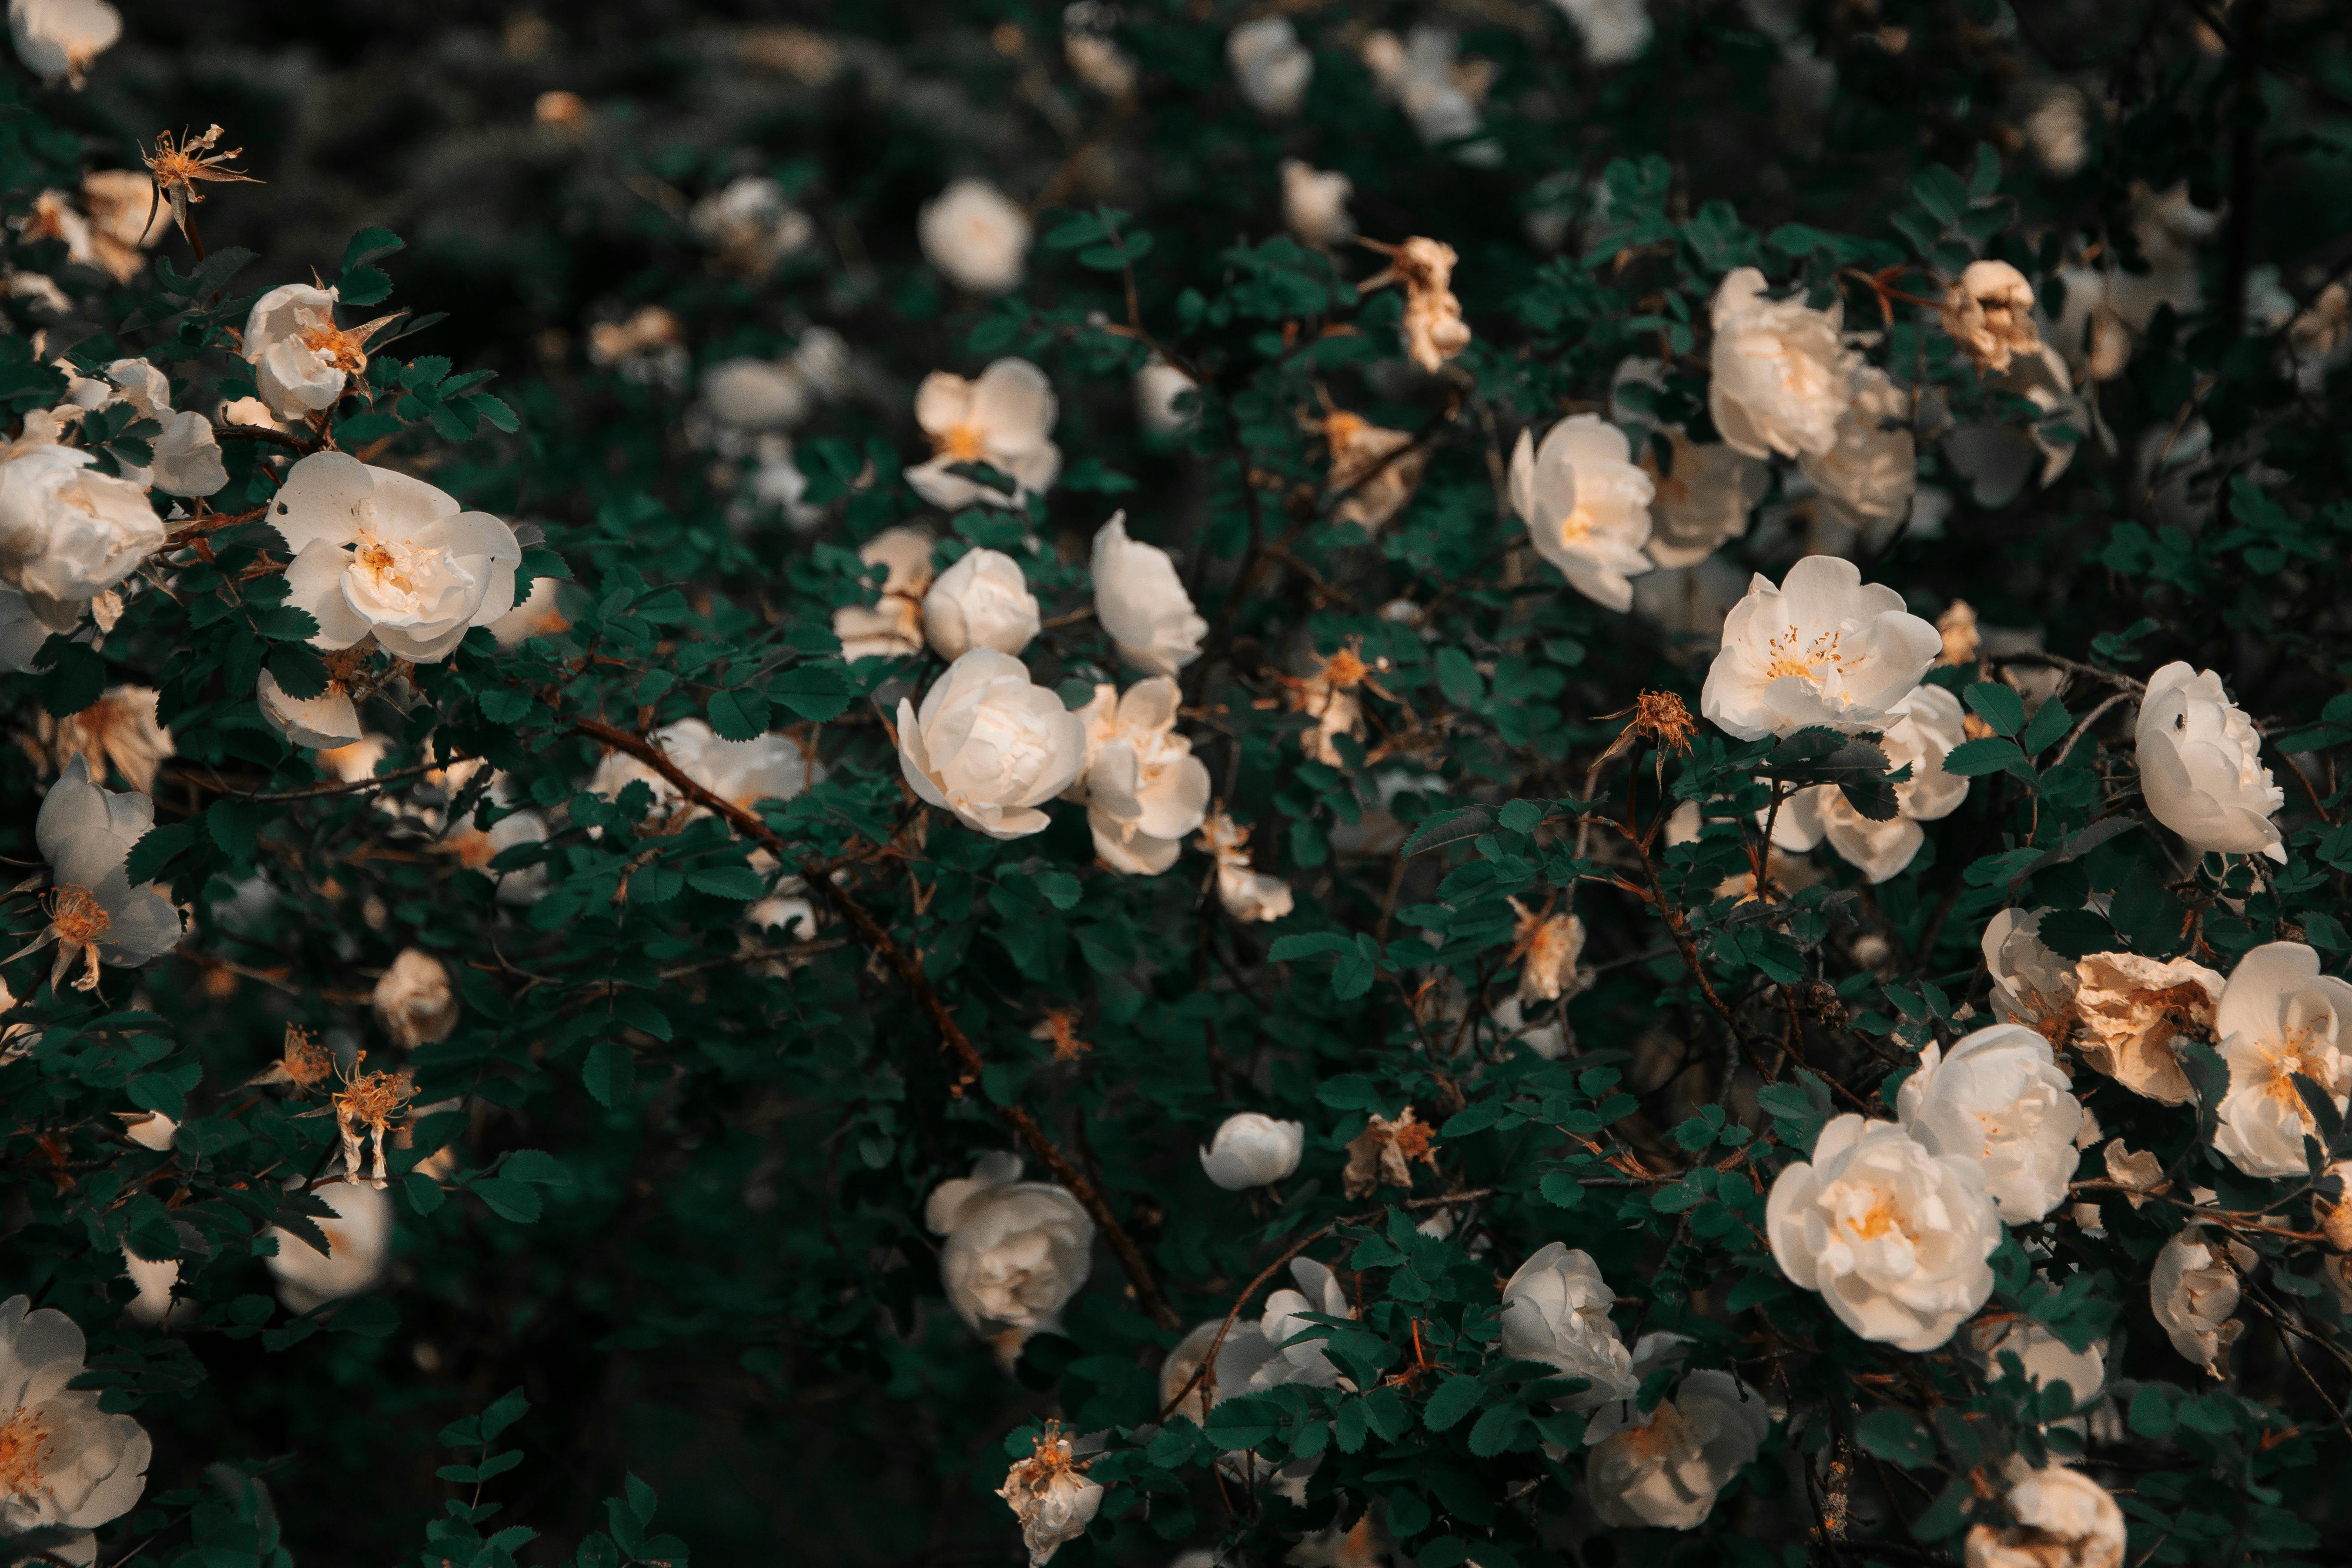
2101 1139 2168 1209
1940 259 2042 376
43 884 110 993
280 1024 336 1092
332 1051 416 1188
1317 409 1428 535
2071 952 2223 1105
1509 897 1589 1004
36 685 172 793
1936 599 1981 667
1031 1010 1092 1063
141 125 261 245
1360 236 1472 372
1343 1107 1438 1197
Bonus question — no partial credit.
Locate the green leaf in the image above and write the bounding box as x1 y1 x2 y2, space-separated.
125 822 198 886
1855 1408 1936 1468
2017 695 2073 756
1422 1376 1483 1433
1402 806 1494 858
706 689 765 741
470 1178 543 1224
770 662 853 722
1963 682 2025 737
687 865 766 901
582 1040 636 1110
1465 1401 1526 1457
336 264 392 307
341 225 407 273
207 798 267 859
1943 737 2027 778
1035 871 1083 911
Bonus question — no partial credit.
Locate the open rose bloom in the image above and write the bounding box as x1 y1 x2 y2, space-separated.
1091 512 1206 676
1896 1024 2082 1222
1700 555 1940 739
0 1295 149 1534
907 358 1061 511
1065 677 1211 873
1583 1335 1768 1531
1510 415 1655 610
2209 942 2352 1178
1708 266 1856 460
925 1153 1095 1362
897 650 1086 839
33 756 181 987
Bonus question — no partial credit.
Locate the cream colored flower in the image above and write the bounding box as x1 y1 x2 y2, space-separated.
925 1153 1095 1361
1509 415 1654 611
243 284 396 421
1066 678 1211 874
1092 512 1206 676
1966 1461 2125 1568
2102 1139 2167 1208
1896 1024 2082 1222
1281 159 1353 249
923 547 1040 660
1133 358 1198 435
257 666 363 750
1942 261 2043 376
489 574 569 646
1199 812 1292 922
1964 1318 2105 1408
1062 8 1136 96
1362 236 1471 374
32 757 180 988
40 684 170 793
919 178 1030 296
1509 900 1588 1004
1552 0 1651 64
7 0 118 86
266 1179 393 1313
700 357 812 433
1983 909 2076 1033
1321 411 1426 535
67 359 228 498
1640 430 1767 569
2150 1227 2244 1374
1765 1113 2001 1351
1769 682 1967 883
688 174 813 278
1200 1112 1305 1190
833 525 933 660
1251 1258 1353 1389
0 1295 149 1532
587 305 686 385
273 452 521 663
1287 669 1364 767
2135 661 2285 863
79 168 164 283
1699 555 1941 739
373 948 458 1050
1709 267 1856 459
1159 1318 1278 1424
1584 1335 1767 1531
897 650 1087 839
586 717 807 824
0 445 162 618
1798 364 1915 528
907 358 1061 511
1228 18 1311 116
2071 951 2222 1105
997 1425 1101 1568
1496 1243 1636 1409
2209 942 2352 1178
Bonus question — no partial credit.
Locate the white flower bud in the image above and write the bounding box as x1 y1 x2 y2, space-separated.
1199 1113 1305 1189
1496 1243 1636 1408
1091 512 1205 677
2134 661 2285 863
373 948 459 1050
923 548 1040 660
919 178 1030 296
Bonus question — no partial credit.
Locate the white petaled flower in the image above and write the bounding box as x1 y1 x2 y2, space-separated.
1251 1258 1352 1390
1199 812 1293 923
925 1153 1095 1362
1496 1242 1636 1409
0 1295 149 1532
266 1180 392 1312
2210 942 2352 1178
2150 1227 2245 1374
1699 555 1941 740
700 358 811 433
1066 678 1211 874
2071 950 2222 1105
2134 661 2285 863
82 170 168 281
1159 1319 1279 1424
833 525 934 661
1943 344 2084 508
489 574 568 646
1765 1113 2001 1351
919 178 1030 296
0 445 162 616
257 667 364 750
123 1245 183 1327
271 452 521 663
1091 512 1206 676
373 948 459 1050
1228 18 1312 116
1769 682 1967 883
34 756 180 989
243 284 390 421
1281 159 1353 249
1965 1317 2106 1409
1896 1024 2083 1222
996 1426 1102 1568
1199 1112 1306 1190
1133 359 1198 435
1982 908 2078 1034
586 717 808 824
897 650 1087 839
1641 431 1768 568
41 683 171 794
1551 0 1651 64
95 359 227 498
1509 415 1655 612
1708 267 1857 460
1942 260 2043 377
1798 365 1916 528
923 547 1040 660
7 0 119 87
1966 1461 2126 1568
907 358 1062 511
1583 1335 1768 1531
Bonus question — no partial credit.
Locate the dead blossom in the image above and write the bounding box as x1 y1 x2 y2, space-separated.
331 1052 416 1188
141 124 261 243
1358 236 1471 372
1343 1107 1439 1197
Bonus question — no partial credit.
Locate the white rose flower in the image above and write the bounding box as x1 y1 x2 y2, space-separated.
2150 1227 2245 1373
1066 678 1211 873
1943 344 2084 508
1509 415 1656 612
907 358 1061 511
123 1246 183 1327
1967 1461 2126 1568
0 445 161 613
1982 908 2078 1033
1251 1258 1352 1390
1708 267 1857 459
34 756 181 988
1159 1318 1278 1424
919 178 1030 296
1769 681 1967 882
256 667 364 750
2210 941 2352 1178
40 682 171 794
243 284 387 421
0 1295 149 1532
373 947 459 1050
2134 661 2285 863
1798 364 1916 528
489 574 569 646
120 1110 176 1152
1699 555 1941 739
86 359 227 498
271 452 522 663
897 650 1087 839
1941 260 2043 376
1228 18 1312 116
1896 1024 2084 1222
1765 1113 2001 1351
1199 1112 1305 1190
1496 1243 1637 1409
1964 1317 2106 1409
833 524 934 661
924 1153 1095 1360
1281 159 1353 249
1584 1336 1768 1531
1641 431 1768 568
1091 512 1206 676
7 0 119 86
267 1179 394 1311
997 1428 1102 1568
1199 812 1293 923
1133 358 1198 435
923 547 1040 660
700 358 811 432
587 716 808 823
1552 0 1651 63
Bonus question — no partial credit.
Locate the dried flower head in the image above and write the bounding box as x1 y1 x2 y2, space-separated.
1940 259 2042 377
1359 236 1472 372
43 883 109 992
997 1421 1101 1568
2071 952 2223 1105
1315 409 1428 535
141 125 261 244
1630 689 1696 755
331 1051 416 1188
38 685 172 794
1031 1010 1092 1063
280 1023 335 1092
2101 1139 2166 1209
1343 1107 1439 1197
1509 897 1590 1004
1936 599 1981 666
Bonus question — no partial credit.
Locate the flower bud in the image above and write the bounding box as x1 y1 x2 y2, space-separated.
1198 1112 1305 1189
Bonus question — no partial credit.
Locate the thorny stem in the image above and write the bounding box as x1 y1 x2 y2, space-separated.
567 716 1185 1328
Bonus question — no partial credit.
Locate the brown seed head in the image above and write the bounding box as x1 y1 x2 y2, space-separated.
335 1055 416 1131
142 125 261 237
1631 690 1696 755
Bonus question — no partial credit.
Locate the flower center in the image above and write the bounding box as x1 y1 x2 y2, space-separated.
1763 625 1847 685
2260 1025 2338 1120
1553 504 1598 546
938 424 990 463
50 884 110 946
299 323 370 375
352 530 448 598
1846 1193 1901 1241
0 1406 54 1498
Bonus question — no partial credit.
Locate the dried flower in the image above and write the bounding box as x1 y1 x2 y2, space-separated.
1937 599 1981 665
373 948 459 1050
1199 811 1293 923
1030 1010 1091 1063
278 1024 335 1092
141 125 260 244
1941 259 2043 377
38 685 170 793
1509 898 1589 1005
2071 951 2223 1105
331 1052 415 1189
996 1423 1102 1568
1319 410 1427 535
1359 237 1471 373
1342 1107 1438 1197
2101 1139 2166 1207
